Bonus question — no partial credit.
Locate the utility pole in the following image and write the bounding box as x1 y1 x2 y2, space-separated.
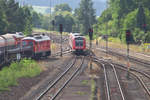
105 1 108 57
89 28 93 70
59 24 63 57
106 35 108 56
49 0 52 31
126 30 131 79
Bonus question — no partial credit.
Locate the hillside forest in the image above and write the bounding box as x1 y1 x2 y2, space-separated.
0 0 150 44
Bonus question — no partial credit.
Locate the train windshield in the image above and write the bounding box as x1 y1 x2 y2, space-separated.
22 41 27 46
75 37 84 47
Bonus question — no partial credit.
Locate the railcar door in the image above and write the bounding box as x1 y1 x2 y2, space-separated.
22 40 34 57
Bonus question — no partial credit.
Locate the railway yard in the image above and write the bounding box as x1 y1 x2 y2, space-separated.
0 32 150 100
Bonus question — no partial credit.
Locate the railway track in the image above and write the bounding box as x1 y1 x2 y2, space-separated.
94 57 125 100
36 56 85 100
113 62 150 97
95 46 150 67
51 48 71 57
93 56 150 100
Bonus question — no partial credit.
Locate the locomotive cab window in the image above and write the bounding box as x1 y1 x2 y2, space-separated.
22 41 27 46
75 37 84 47
28 41 33 46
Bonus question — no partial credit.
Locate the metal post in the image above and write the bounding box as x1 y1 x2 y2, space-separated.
90 40 92 50
126 43 130 79
90 39 92 70
96 38 98 46
89 28 93 70
49 0 51 31
60 32 62 57
106 37 108 57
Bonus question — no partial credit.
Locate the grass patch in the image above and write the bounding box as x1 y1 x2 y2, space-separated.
0 58 41 92
33 28 51 33
51 43 57 50
33 28 69 35
90 79 96 100
95 37 150 54
81 80 89 86
75 91 87 96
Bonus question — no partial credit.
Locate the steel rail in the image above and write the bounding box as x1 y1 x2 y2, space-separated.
93 56 150 98
110 64 125 100
131 72 150 97
102 64 111 100
111 62 150 80
36 56 77 100
51 49 71 57
93 57 125 100
51 56 85 100
111 63 150 97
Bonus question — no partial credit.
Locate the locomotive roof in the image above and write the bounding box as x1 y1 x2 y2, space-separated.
22 34 50 42
74 35 85 38
1 33 24 39
71 35 85 40
70 33 80 36
14 32 24 38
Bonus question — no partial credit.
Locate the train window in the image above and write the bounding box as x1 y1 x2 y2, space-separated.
75 40 83 46
75 37 83 40
35 36 42 39
22 41 27 46
28 41 33 46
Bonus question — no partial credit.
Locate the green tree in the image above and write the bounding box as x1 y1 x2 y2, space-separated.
4 0 20 32
64 15 74 32
22 6 33 35
53 4 75 32
76 0 96 34
32 11 41 28
136 4 146 30
54 12 74 32
0 8 7 34
54 14 66 31
0 0 33 34
54 3 72 12
41 15 50 30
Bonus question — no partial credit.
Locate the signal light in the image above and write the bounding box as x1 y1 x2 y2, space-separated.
143 24 147 33
126 30 131 44
89 28 93 40
59 24 63 33
52 20 55 26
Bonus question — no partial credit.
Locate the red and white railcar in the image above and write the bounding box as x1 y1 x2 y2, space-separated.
69 33 86 54
21 34 51 58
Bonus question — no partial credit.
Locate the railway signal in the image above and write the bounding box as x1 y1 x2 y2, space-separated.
125 29 131 79
88 28 93 40
126 30 131 44
59 24 63 57
59 24 63 33
103 35 108 56
52 20 55 31
143 24 147 33
88 28 93 70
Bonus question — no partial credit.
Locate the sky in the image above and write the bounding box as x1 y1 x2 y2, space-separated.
16 0 107 15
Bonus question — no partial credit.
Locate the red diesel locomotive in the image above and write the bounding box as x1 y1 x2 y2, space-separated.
22 34 51 58
0 33 51 66
69 33 86 54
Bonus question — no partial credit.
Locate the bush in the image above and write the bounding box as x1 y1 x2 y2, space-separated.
0 58 41 92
